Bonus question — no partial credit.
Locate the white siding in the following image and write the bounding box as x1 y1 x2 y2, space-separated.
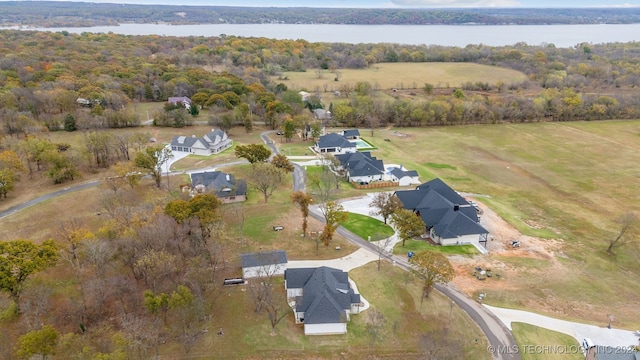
304 323 347 335
242 263 286 279
439 234 482 246
286 287 303 299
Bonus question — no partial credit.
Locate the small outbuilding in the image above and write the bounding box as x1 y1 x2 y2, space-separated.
241 250 288 279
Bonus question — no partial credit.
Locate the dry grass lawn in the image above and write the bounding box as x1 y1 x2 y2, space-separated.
273 62 528 101
359 122 640 328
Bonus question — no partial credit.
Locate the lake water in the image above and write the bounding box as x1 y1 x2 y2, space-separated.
5 23 640 47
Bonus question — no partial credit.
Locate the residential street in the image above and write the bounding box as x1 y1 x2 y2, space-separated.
7 131 633 359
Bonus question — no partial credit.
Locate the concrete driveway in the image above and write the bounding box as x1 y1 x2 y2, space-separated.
485 305 639 348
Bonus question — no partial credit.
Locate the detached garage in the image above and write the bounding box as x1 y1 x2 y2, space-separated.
240 250 287 279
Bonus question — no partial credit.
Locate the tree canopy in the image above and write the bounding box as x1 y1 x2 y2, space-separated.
0 239 58 312
235 144 271 164
410 251 455 299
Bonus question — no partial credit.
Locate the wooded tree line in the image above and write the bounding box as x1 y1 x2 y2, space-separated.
0 189 233 359
3 29 640 196
2 30 640 135
3 3 640 27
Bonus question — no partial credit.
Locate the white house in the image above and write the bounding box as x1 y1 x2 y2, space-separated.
386 166 420 186
168 96 192 110
335 152 385 184
314 133 357 154
170 129 232 156
285 266 361 335
240 250 287 279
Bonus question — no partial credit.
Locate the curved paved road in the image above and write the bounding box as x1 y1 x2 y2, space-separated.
0 131 517 359
308 205 520 360
0 180 102 220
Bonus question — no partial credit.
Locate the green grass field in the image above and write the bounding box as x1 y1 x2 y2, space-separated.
340 212 395 240
394 239 479 256
365 121 640 328
511 323 583 360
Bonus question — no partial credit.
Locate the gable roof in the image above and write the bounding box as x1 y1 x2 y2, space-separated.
317 133 356 150
171 129 229 149
202 129 227 146
285 266 360 325
190 171 247 197
168 96 191 104
395 178 488 239
335 152 384 177
241 250 287 269
342 129 360 138
171 135 198 148
389 167 419 179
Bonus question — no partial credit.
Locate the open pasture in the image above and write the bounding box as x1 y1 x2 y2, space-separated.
365 121 640 327
274 62 528 97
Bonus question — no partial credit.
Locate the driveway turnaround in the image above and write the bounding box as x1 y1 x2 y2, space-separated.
485 305 639 348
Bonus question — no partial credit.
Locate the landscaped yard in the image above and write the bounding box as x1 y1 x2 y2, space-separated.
340 212 395 240
394 239 479 257
511 323 583 360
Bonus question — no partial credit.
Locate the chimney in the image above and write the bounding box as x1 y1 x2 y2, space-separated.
226 174 230 181
454 204 459 211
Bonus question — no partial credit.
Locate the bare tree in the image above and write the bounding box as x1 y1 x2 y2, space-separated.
247 252 285 314
308 157 341 204
365 308 386 351
419 324 465 360
370 192 403 224
248 163 285 203
372 233 395 271
606 213 638 255
263 286 290 335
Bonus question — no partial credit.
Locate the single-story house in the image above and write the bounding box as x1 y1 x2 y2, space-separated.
313 108 332 121
314 133 357 154
168 96 192 110
285 266 361 335
190 171 247 203
335 152 385 184
394 178 489 247
241 250 287 279
341 129 360 140
387 166 420 186
170 129 233 156
298 91 311 102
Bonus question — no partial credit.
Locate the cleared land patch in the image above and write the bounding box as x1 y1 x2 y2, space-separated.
274 62 528 96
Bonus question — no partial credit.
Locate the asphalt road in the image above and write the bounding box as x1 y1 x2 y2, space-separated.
0 131 519 359
0 180 102 221
309 206 521 360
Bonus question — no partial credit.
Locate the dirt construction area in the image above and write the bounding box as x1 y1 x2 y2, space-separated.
448 198 590 319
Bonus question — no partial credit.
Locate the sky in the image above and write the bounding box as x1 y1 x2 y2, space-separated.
10 0 640 7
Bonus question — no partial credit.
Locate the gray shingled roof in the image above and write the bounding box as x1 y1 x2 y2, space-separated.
593 347 640 360
390 167 419 179
395 178 488 239
190 171 247 197
317 133 356 150
171 135 199 148
336 152 384 177
342 129 360 138
285 266 360 325
241 250 287 268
